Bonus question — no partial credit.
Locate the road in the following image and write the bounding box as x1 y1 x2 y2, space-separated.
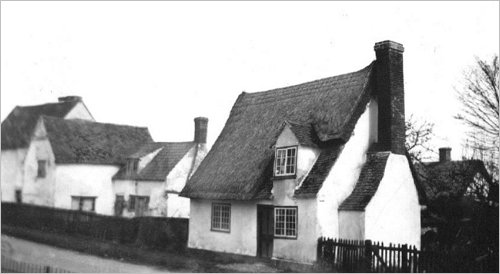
1 235 171 273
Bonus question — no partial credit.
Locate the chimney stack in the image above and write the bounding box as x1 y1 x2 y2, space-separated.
194 117 208 144
58 96 82 103
373 40 405 155
439 147 452 162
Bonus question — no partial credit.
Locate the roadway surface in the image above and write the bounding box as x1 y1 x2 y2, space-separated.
1 234 172 273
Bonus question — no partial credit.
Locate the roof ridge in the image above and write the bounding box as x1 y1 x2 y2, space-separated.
41 115 149 130
16 101 77 109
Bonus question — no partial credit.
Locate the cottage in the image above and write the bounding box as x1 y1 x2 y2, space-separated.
112 117 208 218
1 96 94 203
181 41 423 263
21 115 152 215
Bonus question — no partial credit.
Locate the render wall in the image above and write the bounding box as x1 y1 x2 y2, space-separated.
54 165 119 215
317 99 378 238
1 149 27 202
338 211 365 240
188 199 261 256
112 179 165 217
365 154 421 248
63 102 94 121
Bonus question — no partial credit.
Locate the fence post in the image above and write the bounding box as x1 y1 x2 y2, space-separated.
365 239 372 272
45 266 51 273
402 244 408 273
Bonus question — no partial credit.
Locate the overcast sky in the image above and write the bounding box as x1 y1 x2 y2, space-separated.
1 1 499 161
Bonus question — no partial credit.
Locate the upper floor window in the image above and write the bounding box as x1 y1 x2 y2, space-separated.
211 203 231 232
126 159 139 175
37 160 47 178
274 147 297 176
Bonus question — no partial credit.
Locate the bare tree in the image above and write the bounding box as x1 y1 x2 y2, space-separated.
406 114 435 164
455 55 499 180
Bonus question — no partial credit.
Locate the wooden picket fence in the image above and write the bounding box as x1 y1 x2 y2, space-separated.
1 255 72 273
317 238 495 272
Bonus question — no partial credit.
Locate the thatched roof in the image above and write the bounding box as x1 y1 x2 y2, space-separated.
113 142 195 181
417 160 492 201
1 101 79 150
181 62 374 200
41 116 152 165
284 121 320 148
339 152 390 211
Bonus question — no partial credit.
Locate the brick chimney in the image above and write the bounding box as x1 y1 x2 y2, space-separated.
439 147 452 162
194 117 208 144
373 40 405 155
58 96 82 103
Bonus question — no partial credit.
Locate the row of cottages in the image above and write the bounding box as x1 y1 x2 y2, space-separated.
1 96 208 217
180 40 425 263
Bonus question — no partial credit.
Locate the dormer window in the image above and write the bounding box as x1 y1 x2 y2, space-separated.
274 146 297 176
126 158 139 175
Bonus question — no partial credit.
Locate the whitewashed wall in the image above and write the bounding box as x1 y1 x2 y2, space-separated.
338 211 365 240
63 102 94 121
113 179 165 217
365 154 421 248
1 149 27 202
188 199 262 256
55 165 119 215
317 99 378 238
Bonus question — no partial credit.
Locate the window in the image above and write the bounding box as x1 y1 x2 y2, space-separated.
274 147 297 176
211 203 231 232
128 195 150 216
37 160 47 178
274 207 297 238
126 159 139 175
71 196 96 212
15 189 22 203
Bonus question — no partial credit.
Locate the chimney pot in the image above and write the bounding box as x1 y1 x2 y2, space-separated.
439 147 452 162
373 40 405 155
58 96 82 103
194 117 208 144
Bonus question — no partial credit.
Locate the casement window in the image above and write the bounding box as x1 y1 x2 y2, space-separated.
274 147 297 176
128 195 150 216
274 207 297 238
126 159 139 175
71 196 96 212
211 203 231 232
37 160 47 178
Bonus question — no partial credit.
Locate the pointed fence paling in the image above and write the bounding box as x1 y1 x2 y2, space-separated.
316 237 492 273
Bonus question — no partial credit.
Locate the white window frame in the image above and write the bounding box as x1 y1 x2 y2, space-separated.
274 207 297 238
274 146 297 176
211 203 231 232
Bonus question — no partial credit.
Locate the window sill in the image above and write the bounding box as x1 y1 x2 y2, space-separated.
274 235 297 240
272 175 297 180
210 228 230 233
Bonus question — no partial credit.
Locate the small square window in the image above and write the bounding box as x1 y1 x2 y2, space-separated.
71 196 96 212
211 203 231 232
37 160 47 178
274 147 297 176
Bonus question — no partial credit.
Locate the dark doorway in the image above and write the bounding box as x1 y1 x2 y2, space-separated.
257 205 274 258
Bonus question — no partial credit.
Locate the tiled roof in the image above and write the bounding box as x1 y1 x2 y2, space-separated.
1 101 79 150
295 143 344 197
417 160 492 201
181 62 374 200
339 152 390 211
42 116 152 165
113 142 195 181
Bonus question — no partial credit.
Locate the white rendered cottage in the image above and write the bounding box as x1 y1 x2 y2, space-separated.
1 96 94 203
181 41 425 263
112 117 208 218
20 116 152 215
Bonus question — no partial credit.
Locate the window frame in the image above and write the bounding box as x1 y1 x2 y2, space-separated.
211 203 231 233
71 196 97 212
37 160 47 178
128 194 150 212
273 206 298 239
274 146 298 178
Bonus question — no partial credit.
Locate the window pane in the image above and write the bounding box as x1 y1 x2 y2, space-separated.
71 197 80 210
82 198 94 212
212 204 230 231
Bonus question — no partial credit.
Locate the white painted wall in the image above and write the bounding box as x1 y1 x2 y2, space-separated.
113 179 165 217
338 211 365 240
63 102 94 121
317 99 377 238
365 154 421 248
188 199 261 256
1 148 27 202
55 164 119 215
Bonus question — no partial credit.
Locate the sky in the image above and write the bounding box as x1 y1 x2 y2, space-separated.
1 1 499 161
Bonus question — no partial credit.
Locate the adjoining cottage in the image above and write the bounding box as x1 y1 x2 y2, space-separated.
1 96 94 203
21 115 152 215
112 117 208 218
181 41 424 263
